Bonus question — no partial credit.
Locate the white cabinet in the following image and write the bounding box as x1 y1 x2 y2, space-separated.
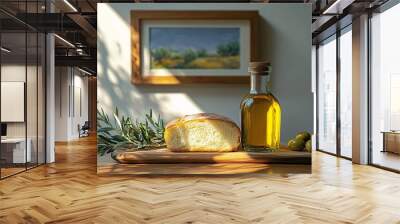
1 138 32 163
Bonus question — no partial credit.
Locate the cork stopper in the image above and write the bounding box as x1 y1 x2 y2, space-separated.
248 61 271 75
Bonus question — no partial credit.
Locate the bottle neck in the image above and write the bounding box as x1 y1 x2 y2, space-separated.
250 73 270 94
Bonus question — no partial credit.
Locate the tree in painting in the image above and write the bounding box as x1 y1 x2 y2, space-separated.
150 27 240 69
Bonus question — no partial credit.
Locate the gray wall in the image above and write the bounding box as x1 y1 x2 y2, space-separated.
97 3 313 143
55 67 89 141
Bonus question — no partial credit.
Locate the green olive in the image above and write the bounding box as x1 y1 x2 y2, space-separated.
295 131 311 142
288 138 306 151
305 140 312 152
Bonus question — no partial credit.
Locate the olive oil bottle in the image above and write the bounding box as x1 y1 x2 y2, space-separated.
241 62 281 151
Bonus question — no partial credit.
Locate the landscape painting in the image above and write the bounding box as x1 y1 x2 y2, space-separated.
149 27 240 70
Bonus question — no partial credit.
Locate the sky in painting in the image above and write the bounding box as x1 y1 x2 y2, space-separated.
149 27 240 54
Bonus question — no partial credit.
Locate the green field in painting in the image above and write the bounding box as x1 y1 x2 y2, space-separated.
150 40 240 70
152 55 240 69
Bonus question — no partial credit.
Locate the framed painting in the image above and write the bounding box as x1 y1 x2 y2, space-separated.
131 11 259 85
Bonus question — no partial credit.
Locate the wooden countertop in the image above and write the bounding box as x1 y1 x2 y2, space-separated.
98 148 311 175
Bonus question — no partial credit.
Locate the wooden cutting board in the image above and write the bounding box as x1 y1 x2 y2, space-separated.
113 148 311 164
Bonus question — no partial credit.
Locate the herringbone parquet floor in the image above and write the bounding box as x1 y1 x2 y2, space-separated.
1 136 400 224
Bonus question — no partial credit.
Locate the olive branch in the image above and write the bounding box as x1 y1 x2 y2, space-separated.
97 107 166 156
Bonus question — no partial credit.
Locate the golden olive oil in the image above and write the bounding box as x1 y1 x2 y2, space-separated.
241 62 281 151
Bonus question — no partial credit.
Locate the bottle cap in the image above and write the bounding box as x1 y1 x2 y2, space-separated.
248 61 271 75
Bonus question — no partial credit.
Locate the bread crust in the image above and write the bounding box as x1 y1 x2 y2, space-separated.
165 113 241 152
165 113 238 129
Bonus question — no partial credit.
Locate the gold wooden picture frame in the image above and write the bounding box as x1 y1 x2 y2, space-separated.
131 11 259 85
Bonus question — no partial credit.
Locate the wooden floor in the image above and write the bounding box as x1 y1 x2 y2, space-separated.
1 167 26 178
1 136 400 224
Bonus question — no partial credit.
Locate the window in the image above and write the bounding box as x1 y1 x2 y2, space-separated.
339 27 352 158
316 25 353 159
370 3 400 171
317 35 337 154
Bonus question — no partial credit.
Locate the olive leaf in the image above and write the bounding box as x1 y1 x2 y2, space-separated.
97 107 166 156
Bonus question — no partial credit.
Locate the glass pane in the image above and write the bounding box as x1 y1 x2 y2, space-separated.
371 4 400 171
1 31 27 177
340 28 352 158
27 31 38 169
0 1 46 178
318 36 337 154
38 33 45 165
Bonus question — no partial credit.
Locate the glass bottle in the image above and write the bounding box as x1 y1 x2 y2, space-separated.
241 62 281 152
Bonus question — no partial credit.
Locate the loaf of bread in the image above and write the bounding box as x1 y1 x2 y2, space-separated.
164 113 240 152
